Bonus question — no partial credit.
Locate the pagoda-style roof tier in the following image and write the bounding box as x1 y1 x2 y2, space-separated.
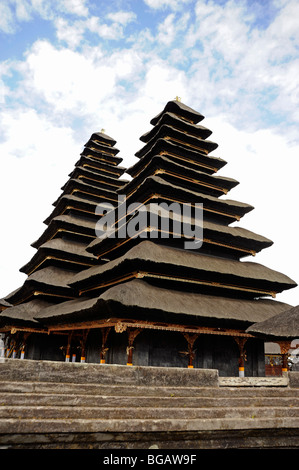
33 279 291 329
82 140 120 156
81 146 122 165
128 139 226 177
246 304 299 340
71 241 296 300
53 178 120 206
0 299 53 331
150 100 205 126
44 194 105 225
87 205 273 260
32 215 96 249
4 267 75 305
87 131 117 147
0 298 12 312
74 155 126 179
122 176 253 225
135 125 218 158
65 166 128 192
140 112 213 143
124 155 238 198
20 238 98 275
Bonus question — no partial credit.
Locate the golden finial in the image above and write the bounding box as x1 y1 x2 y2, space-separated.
175 96 181 102
100 128 106 133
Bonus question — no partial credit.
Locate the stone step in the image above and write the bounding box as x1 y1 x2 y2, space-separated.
0 416 299 435
1 381 299 397
0 405 298 420
1 392 298 408
219 377 289 387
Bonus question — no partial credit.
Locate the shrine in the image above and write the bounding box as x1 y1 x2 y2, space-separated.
0 100 297 376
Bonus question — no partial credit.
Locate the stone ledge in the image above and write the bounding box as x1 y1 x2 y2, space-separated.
289 372 299 388
219 377 289 387
0 358 219 388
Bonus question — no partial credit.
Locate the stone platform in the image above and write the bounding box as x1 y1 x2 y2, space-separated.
0 359 298 449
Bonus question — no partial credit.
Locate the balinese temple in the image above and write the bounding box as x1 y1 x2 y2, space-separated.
247 304 299 374
0 100 297 376
0 131 127 361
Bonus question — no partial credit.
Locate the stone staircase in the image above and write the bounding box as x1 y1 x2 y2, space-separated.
0 359 298 449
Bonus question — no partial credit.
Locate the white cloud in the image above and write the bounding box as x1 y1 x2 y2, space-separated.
19 40 117 113
54 17 85 48
0 0 89 35
143 0 191 10
106 10 136 26
206 116 299 305
57 0 89 17
157 12 189 46
1 0 299 307
0 2 15 33
0 108 79 298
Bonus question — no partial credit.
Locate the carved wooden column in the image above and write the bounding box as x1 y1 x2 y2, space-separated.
126 328 141 366
234 338 248 377
79 329 89 363
100 327 111 364
20 332 31 359
182 333 199 368
277 340 291 373
65 331 74 362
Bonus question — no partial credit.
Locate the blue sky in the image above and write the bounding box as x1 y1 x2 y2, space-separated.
1 0 299 305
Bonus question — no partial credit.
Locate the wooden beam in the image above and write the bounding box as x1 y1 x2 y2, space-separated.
47 317 253 338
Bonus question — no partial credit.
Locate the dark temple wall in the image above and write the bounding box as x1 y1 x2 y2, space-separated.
22 329 265 377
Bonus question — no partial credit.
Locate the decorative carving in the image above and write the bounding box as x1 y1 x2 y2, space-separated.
115 322 127 333
182 333 200 368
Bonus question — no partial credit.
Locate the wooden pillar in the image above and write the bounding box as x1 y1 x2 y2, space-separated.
65 331 73 362
234 338 247 377
277 340 291 373
182 333 199 368
100 328 111 364
79 330 89 363
0 333 5 358
20 332 31 360
126 328 141 366
10 333 19 359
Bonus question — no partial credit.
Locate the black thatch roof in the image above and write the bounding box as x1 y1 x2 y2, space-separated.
124 155 238 198
86 204 273 259
246 304 299 339
34 279 291 327
127 139 226 177
150 100 205 125
70 241 296 297
0 298 12 311
74 155 126 178
121 175 253 224
135 125 218 158
87 131 117 147
32 214 96 249
81 146 122 164
0 299 54 329
20 238 98 275
4 266 75 305
66 166 128 191
52 178 119 206
44 194 106 225
141 112 213 143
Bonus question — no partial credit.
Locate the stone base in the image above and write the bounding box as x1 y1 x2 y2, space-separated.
0 358 219 387
219 376 289 387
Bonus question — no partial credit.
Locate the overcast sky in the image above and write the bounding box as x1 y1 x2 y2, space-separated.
0 0 298 306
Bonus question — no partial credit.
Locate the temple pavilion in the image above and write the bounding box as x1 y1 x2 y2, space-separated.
0 100 297 376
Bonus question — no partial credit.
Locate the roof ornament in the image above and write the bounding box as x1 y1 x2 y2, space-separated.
100 128 106 133
175 96 182 102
